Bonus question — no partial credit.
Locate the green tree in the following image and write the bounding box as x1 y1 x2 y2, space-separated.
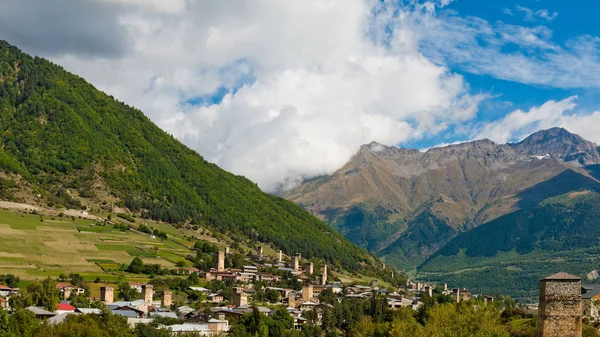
126 257 145 274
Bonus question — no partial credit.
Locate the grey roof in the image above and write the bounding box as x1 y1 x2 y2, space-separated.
76 308 102 314
48 312 79 324
167 324 210 332
150 311 179 319
26 306 56 316
543 272 581 281
110 310 139 318
582 284 600 299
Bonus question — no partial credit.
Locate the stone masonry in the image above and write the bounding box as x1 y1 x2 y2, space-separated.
537 272 582 337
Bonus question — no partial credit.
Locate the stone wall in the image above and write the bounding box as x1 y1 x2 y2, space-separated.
537 276 582 337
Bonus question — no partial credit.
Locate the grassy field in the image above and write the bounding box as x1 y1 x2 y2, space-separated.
0 208 198 284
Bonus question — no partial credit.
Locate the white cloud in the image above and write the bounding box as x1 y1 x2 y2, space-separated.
535 9 558 21
515 6 558 22
20 0 482 192
476 96 600 144
416 13 600 88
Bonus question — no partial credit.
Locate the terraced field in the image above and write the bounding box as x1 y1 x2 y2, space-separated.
0 208 199 282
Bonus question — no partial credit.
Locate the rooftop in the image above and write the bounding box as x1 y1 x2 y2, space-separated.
542 272 581 281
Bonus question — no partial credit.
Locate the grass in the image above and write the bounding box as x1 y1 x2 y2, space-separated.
0 208 199 282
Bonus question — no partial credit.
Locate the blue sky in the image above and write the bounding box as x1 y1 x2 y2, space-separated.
403 0 600 149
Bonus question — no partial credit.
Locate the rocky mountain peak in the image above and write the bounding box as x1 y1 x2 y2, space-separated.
511 127 600 165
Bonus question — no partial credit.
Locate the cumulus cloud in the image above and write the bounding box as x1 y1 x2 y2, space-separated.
0 0 596 192
475 96 600 144
0 0 131 57
0 0 483 192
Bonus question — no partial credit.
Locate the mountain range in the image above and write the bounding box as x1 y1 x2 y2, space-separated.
0 40 387 277
286 126 600 276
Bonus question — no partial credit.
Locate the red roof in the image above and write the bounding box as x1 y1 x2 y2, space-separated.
0 285 10 290
55 283 72 289
57 303 76 311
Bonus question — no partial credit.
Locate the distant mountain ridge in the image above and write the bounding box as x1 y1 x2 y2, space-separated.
286 127 600 269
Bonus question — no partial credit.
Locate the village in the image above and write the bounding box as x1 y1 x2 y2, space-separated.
5 244 597 336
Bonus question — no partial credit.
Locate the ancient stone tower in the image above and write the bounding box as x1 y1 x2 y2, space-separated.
305 262 314 275
100 286 114 304
321 264 328 286
291 253 301 271
161 290 172 308
537 272 582 337
142 284 154 306
217 251 225 272
302 284 314 302
233 287 248 307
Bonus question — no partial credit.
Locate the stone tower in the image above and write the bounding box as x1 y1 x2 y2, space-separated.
288 291 296 308
321 264 328 285
233 287 248 307
302 284 314 302
142 284 154 306
258 246 263 256
217 251 225 272
278 250 283 262
161 290 172 308
305 262 314 275
537 272 582 337
63 286 73 300
292 255 299 271
424 285 432 297
100 286 114 304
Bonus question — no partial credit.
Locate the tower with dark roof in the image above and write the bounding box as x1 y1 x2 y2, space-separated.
537 272 582 337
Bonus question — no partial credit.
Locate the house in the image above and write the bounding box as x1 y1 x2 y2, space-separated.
167 323 211 335
0 285 11 297
149 311 179 319
582 284 600 319
55 303 76 314
0 298 9 311
129 282 144 293
207 293 224 304
189 286 211 294
76 308 102 314
107 299 149 316
243 265 258 273
48 312 79 325
26 306 56 320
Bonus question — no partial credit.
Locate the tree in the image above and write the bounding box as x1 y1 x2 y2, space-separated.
266 289 280 303
127 257 145 274
10 278 59 312
118 282 140 301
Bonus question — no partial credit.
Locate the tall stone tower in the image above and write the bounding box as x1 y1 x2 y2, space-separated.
305 262 314 275
321 264 328 286
278 250 283 262
233 287 248 307
142 284 154 306
161 290 172 308
302 284 314 302
258 246 263 256
537 272 582 337
100 286 114 304
292 255 300 271
288 291 296 308
217 251 225 272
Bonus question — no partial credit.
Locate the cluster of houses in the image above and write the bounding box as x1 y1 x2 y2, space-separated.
10 249 600 335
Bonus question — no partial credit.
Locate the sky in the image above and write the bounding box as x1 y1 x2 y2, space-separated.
1 0 600 192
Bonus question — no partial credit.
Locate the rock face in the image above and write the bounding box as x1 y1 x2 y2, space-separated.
511 127 600 165
285 128 600 269
537 272 582 337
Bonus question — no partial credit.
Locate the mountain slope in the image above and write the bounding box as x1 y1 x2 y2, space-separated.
286 129 600 269
418 190 600 299
0 41 377 272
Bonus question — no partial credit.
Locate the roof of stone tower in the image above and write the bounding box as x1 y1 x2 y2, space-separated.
542 272 581 281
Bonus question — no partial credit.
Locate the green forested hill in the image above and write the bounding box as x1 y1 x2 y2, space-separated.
418 190 600 300
0 41 377 272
